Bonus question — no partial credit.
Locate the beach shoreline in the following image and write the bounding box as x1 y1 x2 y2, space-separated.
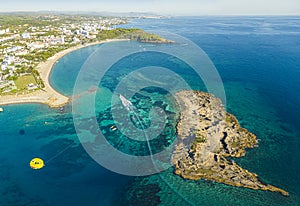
0 39 129 108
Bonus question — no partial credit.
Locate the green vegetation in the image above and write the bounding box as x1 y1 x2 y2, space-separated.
225 113 238 124
193 130 207 143
36 47 68 62
125 29 172 43
231 141 240 148
14 75 37 90
31 69 45 88
97 28 172 43
190 129 207 151
0 14 93 30
7 76 17 81
0 14 171 95
195 168 214 175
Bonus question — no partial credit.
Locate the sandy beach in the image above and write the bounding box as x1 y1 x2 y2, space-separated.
0 39 128 108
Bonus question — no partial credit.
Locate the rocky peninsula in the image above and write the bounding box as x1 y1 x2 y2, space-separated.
172 90 288 196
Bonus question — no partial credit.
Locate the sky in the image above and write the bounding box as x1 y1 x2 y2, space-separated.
0 0 300 15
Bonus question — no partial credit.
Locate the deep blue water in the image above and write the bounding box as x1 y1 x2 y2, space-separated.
1 16 300 205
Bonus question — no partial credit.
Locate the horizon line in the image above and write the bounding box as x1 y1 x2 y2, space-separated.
0 10 299 17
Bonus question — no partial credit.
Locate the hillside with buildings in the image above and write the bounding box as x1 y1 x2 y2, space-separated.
0 14 127 95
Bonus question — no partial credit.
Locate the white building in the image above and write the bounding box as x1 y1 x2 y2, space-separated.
28 42 45 51
27 83 38 90
0 28 9 35
72 37 80 43
6 46 23 53
1 62 8 71
1 55 15 70
22 32 31 39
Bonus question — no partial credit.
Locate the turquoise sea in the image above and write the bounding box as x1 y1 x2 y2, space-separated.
1 17 300 205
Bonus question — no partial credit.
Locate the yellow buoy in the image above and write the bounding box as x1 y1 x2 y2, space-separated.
30 158 45 170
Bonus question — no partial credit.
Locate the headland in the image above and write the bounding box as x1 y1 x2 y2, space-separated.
172 90 288 196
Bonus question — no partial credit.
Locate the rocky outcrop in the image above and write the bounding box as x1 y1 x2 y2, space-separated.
172 90 288 196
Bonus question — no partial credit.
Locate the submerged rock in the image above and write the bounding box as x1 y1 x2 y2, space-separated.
172 90 288 196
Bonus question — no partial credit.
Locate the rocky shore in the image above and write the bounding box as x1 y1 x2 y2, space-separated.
172 90 288 196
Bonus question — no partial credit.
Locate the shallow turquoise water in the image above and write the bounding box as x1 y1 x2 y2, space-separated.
1 17 300 205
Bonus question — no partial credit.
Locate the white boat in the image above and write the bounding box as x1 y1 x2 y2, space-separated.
0 108 3 112
119 94 133 111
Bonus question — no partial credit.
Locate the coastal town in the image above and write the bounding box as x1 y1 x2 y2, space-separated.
0 12 292 204
0 14 171 108
0 14 127 95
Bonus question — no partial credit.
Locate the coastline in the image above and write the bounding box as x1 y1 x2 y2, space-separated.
172 90 288 196
0 39 129 108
